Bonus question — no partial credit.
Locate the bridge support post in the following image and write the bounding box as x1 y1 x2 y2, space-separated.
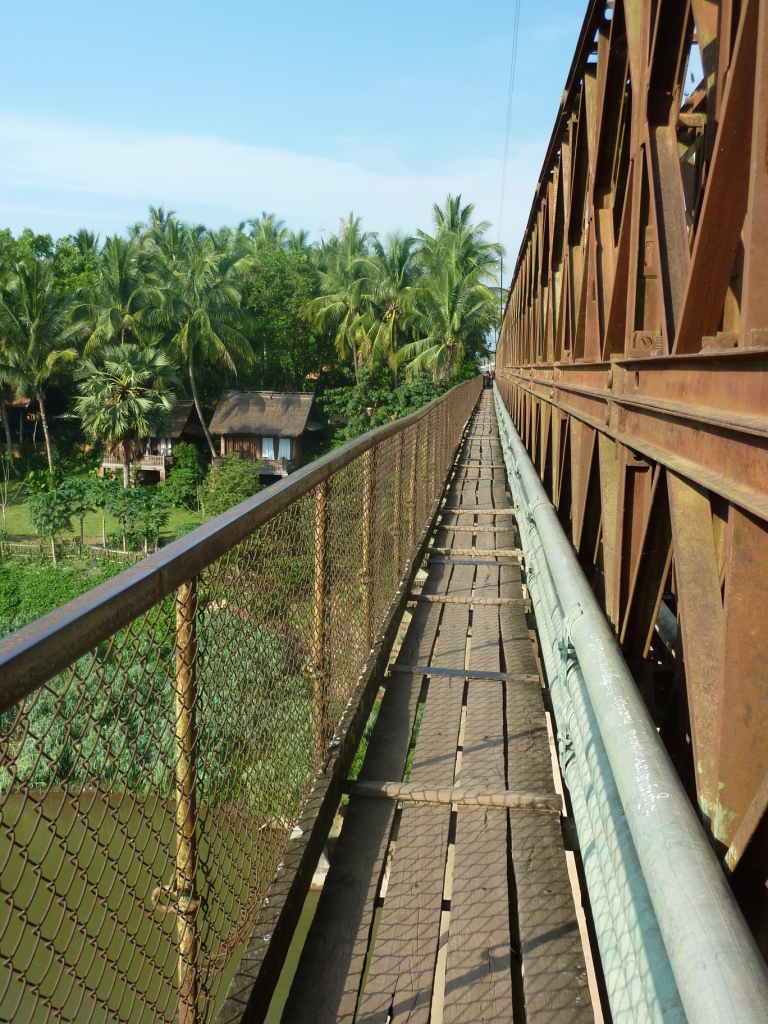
393 433 404 573
312 480 328 763
408 430 418 550
174 578 200 1024
362 450 374 645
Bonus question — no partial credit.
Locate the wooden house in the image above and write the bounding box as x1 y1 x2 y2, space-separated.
99 401 205 482
209 391 323 478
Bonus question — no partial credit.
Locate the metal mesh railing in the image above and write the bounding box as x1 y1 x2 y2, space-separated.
0 376 482 1024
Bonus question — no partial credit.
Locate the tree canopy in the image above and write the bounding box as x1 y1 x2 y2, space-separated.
0 195 501 479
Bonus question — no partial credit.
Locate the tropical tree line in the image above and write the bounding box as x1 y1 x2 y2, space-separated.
0 197 501 491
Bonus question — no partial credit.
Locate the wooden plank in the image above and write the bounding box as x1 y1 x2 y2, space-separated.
389 664 538 683
348 781 561 811
409 594 523 606
440 508 516 515
282 577 448 1023
357 665 466 1021
444 598 515 1023
429 547 522 556
427 558 522 567
436 524 516 533
510 812 594 1023
355 806 450 1024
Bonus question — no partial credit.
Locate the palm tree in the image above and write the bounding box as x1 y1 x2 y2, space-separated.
148 223 253 458
0 259 80 472
418 194 502 279
363 233 421 384
305 215 375 380
75 344 178 487
73 235 157 352
288 229 313 254
238 213 288 253
398 257 497 381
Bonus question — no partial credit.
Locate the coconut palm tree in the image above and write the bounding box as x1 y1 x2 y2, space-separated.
0 259 80 472
363 233 421 383
305 215 375 379
398 257 497 382
238 213 288 253
72 235 158 353
75 344 178 487
147 223 253 458
418 194 502 279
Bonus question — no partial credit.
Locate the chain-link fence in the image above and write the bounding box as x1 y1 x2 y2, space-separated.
0 377 482 1024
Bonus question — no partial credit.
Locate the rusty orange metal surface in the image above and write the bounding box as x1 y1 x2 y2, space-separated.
496 0 768 956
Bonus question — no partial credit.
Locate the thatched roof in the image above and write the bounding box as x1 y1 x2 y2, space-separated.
209 391 323 438
167 401 195 438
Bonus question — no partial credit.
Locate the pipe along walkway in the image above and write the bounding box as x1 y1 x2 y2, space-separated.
279 391 595 1023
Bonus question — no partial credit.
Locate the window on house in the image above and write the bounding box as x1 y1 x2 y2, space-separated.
278 437 291 460
159 437 172 454
261 436 275 460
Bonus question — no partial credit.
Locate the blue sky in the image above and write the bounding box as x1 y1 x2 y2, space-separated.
0 0 584 265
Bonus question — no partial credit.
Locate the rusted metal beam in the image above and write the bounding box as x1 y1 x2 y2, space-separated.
497 0 768 949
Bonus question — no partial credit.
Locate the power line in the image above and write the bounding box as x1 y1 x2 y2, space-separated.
499 0 522 242
497 0 522 353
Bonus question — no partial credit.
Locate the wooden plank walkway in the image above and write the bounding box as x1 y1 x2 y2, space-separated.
281 391 594 1024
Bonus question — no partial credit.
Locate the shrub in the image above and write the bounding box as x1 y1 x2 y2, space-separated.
203 455 262 519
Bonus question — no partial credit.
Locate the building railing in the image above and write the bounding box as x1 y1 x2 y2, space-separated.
0 376 482 1024
101 453 172 469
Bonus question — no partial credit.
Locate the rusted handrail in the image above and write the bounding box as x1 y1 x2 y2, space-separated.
0 375 482 1024
0 382 477 715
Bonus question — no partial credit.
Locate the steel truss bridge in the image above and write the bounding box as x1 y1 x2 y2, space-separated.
1 2 767 1023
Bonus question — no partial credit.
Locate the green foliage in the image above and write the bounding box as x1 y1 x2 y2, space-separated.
240 246 326 391
0 257 82 472
319 368 450 444
171 440 205 475
102 483 169 549
59 477 96 547
0 561 122 629
0 601 313 813
129 488 171 549
163 441 205 511
75 344 179 488
203 454 262 518
27 489 73 551
163 467 198 510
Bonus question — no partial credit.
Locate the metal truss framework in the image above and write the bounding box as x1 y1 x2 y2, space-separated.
496 0 768 952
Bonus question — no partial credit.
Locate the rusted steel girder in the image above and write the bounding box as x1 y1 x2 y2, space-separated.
496 0 768 956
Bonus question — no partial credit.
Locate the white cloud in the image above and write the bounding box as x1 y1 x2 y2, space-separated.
0 113 542 261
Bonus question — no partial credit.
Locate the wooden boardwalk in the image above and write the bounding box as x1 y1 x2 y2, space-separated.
281 392 594 1023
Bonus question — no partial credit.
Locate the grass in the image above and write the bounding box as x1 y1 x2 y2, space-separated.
1 487 202 545
0 559 127 636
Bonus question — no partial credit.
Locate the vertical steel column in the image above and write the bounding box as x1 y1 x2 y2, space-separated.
408 430 418 550
362 450 374 645
393 433 404 574
423 416 432 509
312 480 328 763
174 579 199 1024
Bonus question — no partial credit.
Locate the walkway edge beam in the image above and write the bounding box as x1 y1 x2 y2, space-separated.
493 385 768 1024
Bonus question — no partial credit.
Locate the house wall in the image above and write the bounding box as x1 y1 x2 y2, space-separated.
222 435 297 461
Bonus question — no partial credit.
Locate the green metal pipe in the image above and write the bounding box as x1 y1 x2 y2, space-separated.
524 556 643 1024
521 512 684 1024
494 386 768 1024
515 470 670 1024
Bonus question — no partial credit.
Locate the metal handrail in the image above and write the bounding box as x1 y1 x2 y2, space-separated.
494 384 768 1024
0 383 473 715
0 376 482 1024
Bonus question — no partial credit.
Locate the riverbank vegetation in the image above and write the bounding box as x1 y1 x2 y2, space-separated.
0 197 500 593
